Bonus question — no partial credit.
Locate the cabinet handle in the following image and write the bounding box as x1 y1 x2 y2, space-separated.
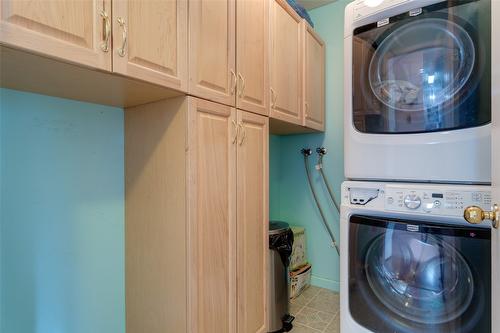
230 70 237 95
117 17 127 57
305 102 309 117
239 122 246 146
232 120 239 144
270 88 277 109
238 73 245 98
99 9 111 52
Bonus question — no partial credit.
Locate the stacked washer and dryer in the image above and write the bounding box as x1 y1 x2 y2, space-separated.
342 0 493 332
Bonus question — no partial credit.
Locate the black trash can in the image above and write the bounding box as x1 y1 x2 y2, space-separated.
268 221 294 333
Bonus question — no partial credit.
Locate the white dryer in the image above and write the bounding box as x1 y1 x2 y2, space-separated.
340 181 492 333
344 0 491 184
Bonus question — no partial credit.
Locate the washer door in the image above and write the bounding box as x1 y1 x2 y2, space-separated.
365 232 473 324
348 215 490 333
369 18 475 112
351 0 491 134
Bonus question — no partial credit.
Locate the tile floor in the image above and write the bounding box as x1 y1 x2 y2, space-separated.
289 286 340 333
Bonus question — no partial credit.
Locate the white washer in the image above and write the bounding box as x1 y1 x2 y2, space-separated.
341 181 492 333
344 0 491 184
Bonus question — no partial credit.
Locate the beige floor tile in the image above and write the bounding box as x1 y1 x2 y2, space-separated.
290 323 322 333
295 306 334 332
290 302 303 316
307 290 340 314
324 311 340 333
290 285 322 307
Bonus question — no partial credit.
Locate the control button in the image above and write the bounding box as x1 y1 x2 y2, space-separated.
404 194 422 210
387 197 394 204
434 200 441 208
423 202 434 213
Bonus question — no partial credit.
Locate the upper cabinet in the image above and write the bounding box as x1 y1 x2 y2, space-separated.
1 0 325 132
0 0 112 70
303 22 325 131
0 0 189 99
189 0 236 106
269 0 303 125
236 0 269 116
188 0 269 115
112 0 188 91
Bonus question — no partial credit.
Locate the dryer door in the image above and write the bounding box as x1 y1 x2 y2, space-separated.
352 0 490 134
348 215 490 333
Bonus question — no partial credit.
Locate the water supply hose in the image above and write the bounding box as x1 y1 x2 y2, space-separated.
316 148 340 213
301 148 340 256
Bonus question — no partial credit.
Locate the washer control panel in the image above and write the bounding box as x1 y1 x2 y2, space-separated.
352 0 409 21
385 186 492 216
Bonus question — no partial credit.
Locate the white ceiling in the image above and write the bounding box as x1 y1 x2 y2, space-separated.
296 0 336 10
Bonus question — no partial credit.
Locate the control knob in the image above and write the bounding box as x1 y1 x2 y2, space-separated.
404 194 422 209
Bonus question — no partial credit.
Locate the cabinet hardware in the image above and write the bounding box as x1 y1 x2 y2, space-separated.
232 120 239 144
230 70 237 95
239 122 246 145
117 17 127 57
270 88 277 109
99 9 111 52
238 73 245 97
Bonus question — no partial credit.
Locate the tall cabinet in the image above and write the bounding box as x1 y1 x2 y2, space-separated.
236 110 269 333
125 96 268 333
187 98 237 333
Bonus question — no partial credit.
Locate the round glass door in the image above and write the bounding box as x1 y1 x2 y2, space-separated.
369 18 476 112
365 232 474 325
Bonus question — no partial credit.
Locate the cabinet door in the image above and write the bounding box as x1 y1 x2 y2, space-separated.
113 0 188 91
187 98 237 333
0 0 111 70
189 0 236 106
236 110 268 333
269 0 303 125
304 23 325 131
236 0 269 116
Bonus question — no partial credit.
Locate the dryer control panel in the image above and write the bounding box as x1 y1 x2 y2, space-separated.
385 186 492 217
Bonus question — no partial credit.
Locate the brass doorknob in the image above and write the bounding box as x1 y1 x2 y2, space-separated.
464 204 499 228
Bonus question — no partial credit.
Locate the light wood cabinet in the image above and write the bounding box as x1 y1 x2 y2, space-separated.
187 98 237 333
269 0 303 125
0 0 111 70
113 0 188 91
125 96 268 333
237 110 268 333
236 0 270 116
189 0 236 106
125 97 188 333
303 23 325 131
1 0 188 94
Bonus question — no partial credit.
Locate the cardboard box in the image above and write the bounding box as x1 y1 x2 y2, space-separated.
289 263 312 299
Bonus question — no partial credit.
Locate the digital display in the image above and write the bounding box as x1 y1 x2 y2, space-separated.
432 193 444 198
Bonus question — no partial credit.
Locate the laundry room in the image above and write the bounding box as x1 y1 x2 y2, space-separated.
0 0 499 333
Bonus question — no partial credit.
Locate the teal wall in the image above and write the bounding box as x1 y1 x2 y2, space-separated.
0 89 125 333
270 0 351 291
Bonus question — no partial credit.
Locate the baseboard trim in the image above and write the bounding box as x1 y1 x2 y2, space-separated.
311 275 340 292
